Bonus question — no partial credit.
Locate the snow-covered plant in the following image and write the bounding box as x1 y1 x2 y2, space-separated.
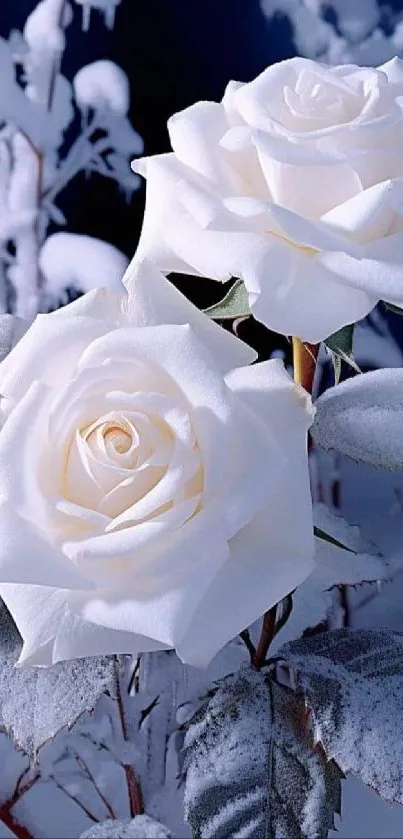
0 0 142 319
2 49 403 839
261 0 403 66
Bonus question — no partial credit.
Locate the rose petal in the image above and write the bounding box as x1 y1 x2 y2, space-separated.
0 382 69 530
69 512 230 648
176 505 314 667
132 153 199 273
77 324 234 497
0 502 91 589
321 178 403 243
49 287 124 324
242 237 376 343
0 312 111 402
122 260 256 370
252 130 362 218
168 100 237 188
0 584 167 664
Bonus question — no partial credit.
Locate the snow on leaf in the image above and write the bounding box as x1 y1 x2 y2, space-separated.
137 645 247 800
23 0 72 53
312 367 403 470
183 667 342 839
0 601 116 759
80 815 172 838
272 505 388 650
105 116 144 155
325 324 360 381
204 279 251 320
73 60 130 116
74 0 121 31
39 232 128 300
281 628 403 806
0 37 58 150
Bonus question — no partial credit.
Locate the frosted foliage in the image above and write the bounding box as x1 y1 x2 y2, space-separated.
0 601 116 758
260 0 403 66
23 0 72 53
75 0 121 31
0 734 28 807
39 232 128 297
273 504 388 650
136 645 247 806
0 0 141 318
183 668 341 839
48 74 74 135
312 368 403 470
74 60 130 115
80 815 172 838
283 629 403 805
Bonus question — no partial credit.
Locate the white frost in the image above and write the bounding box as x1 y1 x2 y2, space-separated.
313 368 403 470
74 0 121 31
261 0 403 66
74 60 130 115
39 232 128 298
80 815 172 838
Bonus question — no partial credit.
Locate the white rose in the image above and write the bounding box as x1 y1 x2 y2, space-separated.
132 56 403 343
0 262 314 667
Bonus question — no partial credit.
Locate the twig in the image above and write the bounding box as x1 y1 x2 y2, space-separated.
115 659 144 817
75 753 116 820
49 776 99 823
0 769 40 839
0 807 34 839
339 585 351 627
239 629 256 663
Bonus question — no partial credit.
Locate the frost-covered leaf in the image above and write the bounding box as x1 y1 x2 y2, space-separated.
137 646 246 798
325 324 360 380
282 628 403 805
204 280 251 320
273 505 388 650
44 200 67 226
73 60 130 116
312 367 403 470
0 602 116 758
39 232 128 299
80 815 172 838
183 668 342 839
313 525 355 553
383 301 403 316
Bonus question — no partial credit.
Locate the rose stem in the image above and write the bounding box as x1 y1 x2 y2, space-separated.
252 606 277 670
292 336 319 393
0 807 34 839
252 336 319 671
115 659 144 817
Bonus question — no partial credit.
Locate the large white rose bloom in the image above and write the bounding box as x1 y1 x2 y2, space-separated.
0 262 314 667
132 57 403 343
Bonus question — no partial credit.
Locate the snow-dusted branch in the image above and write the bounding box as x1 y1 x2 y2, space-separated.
0 0 142 317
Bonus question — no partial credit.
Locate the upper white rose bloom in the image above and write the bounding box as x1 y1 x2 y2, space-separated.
132 56 403 343
0 261 314 668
